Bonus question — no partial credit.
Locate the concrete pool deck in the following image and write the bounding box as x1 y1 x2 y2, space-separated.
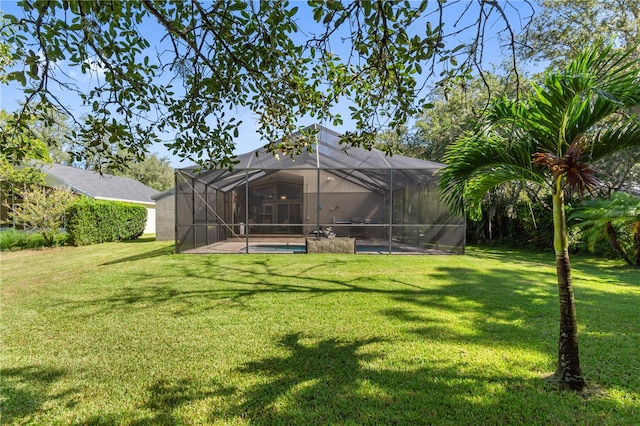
182 237 451 255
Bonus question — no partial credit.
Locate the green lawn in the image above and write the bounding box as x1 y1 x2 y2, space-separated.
1 240 639 425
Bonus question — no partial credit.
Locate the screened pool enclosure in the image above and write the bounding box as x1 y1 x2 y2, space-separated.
175 125 465 254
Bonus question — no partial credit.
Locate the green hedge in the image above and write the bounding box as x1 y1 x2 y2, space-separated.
66 199 147 246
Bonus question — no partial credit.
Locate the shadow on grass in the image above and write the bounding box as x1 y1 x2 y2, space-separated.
382 264 640 397
119 237 159 243
80 378 235 425
208 333 637 424
75 257 377 315
49 252 639 424
470 246 638 285
100 245 174 266
383 266 557 347
0 365 76 424
72 255 639 358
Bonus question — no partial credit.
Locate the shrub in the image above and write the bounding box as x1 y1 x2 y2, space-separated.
66 199 147 246
570 193 640 267
2 186 76 245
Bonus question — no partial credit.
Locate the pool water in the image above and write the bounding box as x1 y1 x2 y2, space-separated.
248 244 306 253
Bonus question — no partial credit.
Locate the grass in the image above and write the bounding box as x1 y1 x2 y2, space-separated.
1 239 639 425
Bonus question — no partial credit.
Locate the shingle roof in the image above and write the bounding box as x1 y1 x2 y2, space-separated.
39 163 159 204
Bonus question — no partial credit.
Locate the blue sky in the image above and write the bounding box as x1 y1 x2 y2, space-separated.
1 1 539 168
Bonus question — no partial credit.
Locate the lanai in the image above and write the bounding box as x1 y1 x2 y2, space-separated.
174 125 465 254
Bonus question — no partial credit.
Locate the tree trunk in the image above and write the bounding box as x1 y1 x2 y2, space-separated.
551 179 586 391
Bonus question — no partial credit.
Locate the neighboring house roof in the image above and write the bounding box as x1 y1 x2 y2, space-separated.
37 163 159 205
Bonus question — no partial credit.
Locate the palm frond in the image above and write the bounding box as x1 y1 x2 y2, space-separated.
589 117 640 161
570 192 640 224
440 41 640 218
528 41 640 155
439 131 544 216
463 165 546 219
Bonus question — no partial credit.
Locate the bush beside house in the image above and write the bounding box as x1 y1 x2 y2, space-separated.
66 199 147 246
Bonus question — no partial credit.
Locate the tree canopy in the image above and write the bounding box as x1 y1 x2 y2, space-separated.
110 154 174 192
519 0 640 67
1 0 534 168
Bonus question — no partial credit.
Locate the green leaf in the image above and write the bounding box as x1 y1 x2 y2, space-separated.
8 71 27 86
229 1 246 11
313 7 323 22
451 44 465 54
29 62 38 77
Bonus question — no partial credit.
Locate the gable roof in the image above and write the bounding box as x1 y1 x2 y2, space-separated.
38 163 159 205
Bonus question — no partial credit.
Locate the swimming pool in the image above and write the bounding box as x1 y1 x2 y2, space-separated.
248 244 306 253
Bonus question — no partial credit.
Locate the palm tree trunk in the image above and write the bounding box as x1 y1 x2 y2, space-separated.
552 179 586 391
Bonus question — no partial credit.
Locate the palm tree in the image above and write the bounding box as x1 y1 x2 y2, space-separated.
439 42 640 391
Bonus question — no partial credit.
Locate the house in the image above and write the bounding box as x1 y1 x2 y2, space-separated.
170 124 465 254
31 163 159 234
